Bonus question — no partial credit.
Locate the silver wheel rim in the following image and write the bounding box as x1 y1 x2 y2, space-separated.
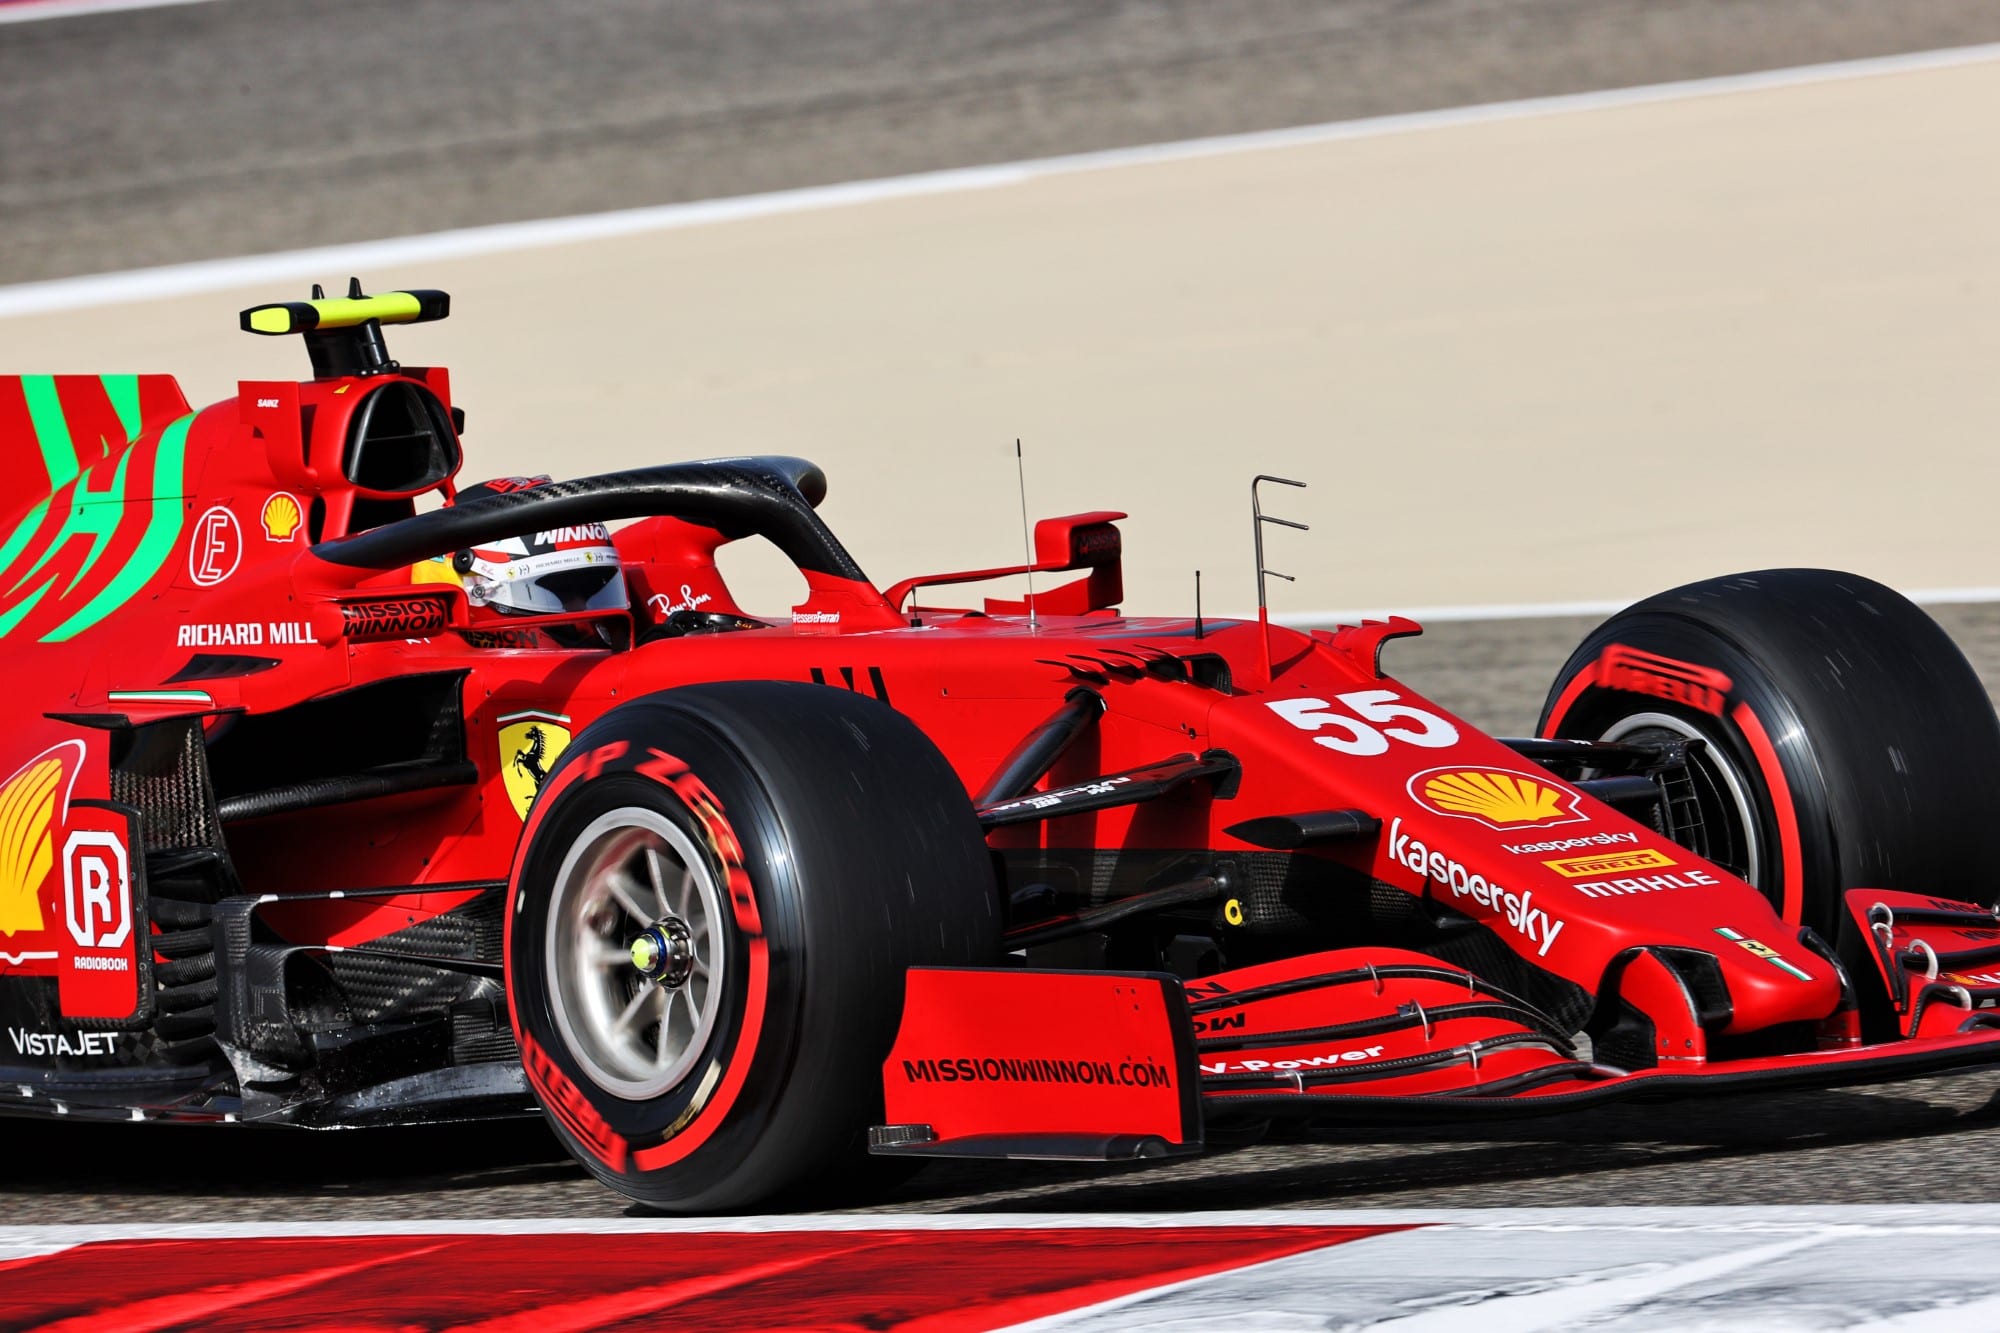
1599 710 1764 889
545 807 726 1100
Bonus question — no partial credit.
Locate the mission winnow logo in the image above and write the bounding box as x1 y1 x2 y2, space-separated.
899 1055 1175 1087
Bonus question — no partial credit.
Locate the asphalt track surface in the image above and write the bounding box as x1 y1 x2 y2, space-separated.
7 603 2000 1225
6 0 2000 283
8 0 2000 1225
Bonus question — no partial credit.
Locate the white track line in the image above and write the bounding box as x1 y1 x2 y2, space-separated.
1268 585 2000 626
0 0 220 24
5 1204 2000 1244
1 41 1996 318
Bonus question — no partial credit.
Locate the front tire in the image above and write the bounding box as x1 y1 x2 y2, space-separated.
1539 569 2000 936
506 681 999 1212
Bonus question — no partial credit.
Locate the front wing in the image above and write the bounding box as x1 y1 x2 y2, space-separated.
872 891 2000 1160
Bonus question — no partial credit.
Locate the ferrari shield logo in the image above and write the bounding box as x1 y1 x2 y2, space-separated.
499 711 571 820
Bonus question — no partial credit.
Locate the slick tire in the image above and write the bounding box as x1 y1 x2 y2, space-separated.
506 681 1000 1212
1538 568 2000 938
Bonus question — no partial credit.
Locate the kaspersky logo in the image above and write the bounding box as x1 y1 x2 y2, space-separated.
1408 767 1586 831
1387 818 1566 957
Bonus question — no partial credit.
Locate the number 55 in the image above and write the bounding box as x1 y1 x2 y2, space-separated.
1267 690 1460 756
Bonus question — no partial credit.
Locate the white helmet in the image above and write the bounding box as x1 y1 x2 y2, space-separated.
453 476 627 617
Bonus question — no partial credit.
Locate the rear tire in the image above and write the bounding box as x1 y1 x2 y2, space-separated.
1538 569 2000 936
506 681 999 1212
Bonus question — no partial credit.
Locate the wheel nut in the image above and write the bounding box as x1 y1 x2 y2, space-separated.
631 929 666 976
629 919 694 986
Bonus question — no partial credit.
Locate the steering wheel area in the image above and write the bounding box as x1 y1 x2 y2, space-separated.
646 609 772 640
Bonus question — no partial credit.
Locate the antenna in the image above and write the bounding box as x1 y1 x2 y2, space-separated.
1016 439 1037 631
1251 474 1309 679
1194 570 1204 640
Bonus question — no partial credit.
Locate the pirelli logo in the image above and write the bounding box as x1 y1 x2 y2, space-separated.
1543 847 1676 878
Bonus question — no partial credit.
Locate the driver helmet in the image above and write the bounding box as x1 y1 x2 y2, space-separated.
450 476 628 617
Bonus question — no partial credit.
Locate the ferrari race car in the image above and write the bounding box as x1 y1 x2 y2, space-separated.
4 286 2000 1212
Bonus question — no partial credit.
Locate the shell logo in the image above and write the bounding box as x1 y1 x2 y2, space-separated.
1408 766 1587 831
261 491 303 543
0 742 82 939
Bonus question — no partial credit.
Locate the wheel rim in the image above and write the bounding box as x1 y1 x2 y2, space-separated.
545 806 726 1100
1598 711 1764 890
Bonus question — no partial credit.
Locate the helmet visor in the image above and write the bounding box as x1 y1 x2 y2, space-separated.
466 543 627 615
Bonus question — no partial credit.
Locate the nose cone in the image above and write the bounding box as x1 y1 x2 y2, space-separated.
1707 926 1841 1032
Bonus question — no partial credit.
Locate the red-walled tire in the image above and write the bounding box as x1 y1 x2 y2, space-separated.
1538 569 2000 937
505 681 999 1212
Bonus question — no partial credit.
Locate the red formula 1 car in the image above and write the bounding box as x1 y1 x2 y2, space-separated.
5 287 2000 1211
